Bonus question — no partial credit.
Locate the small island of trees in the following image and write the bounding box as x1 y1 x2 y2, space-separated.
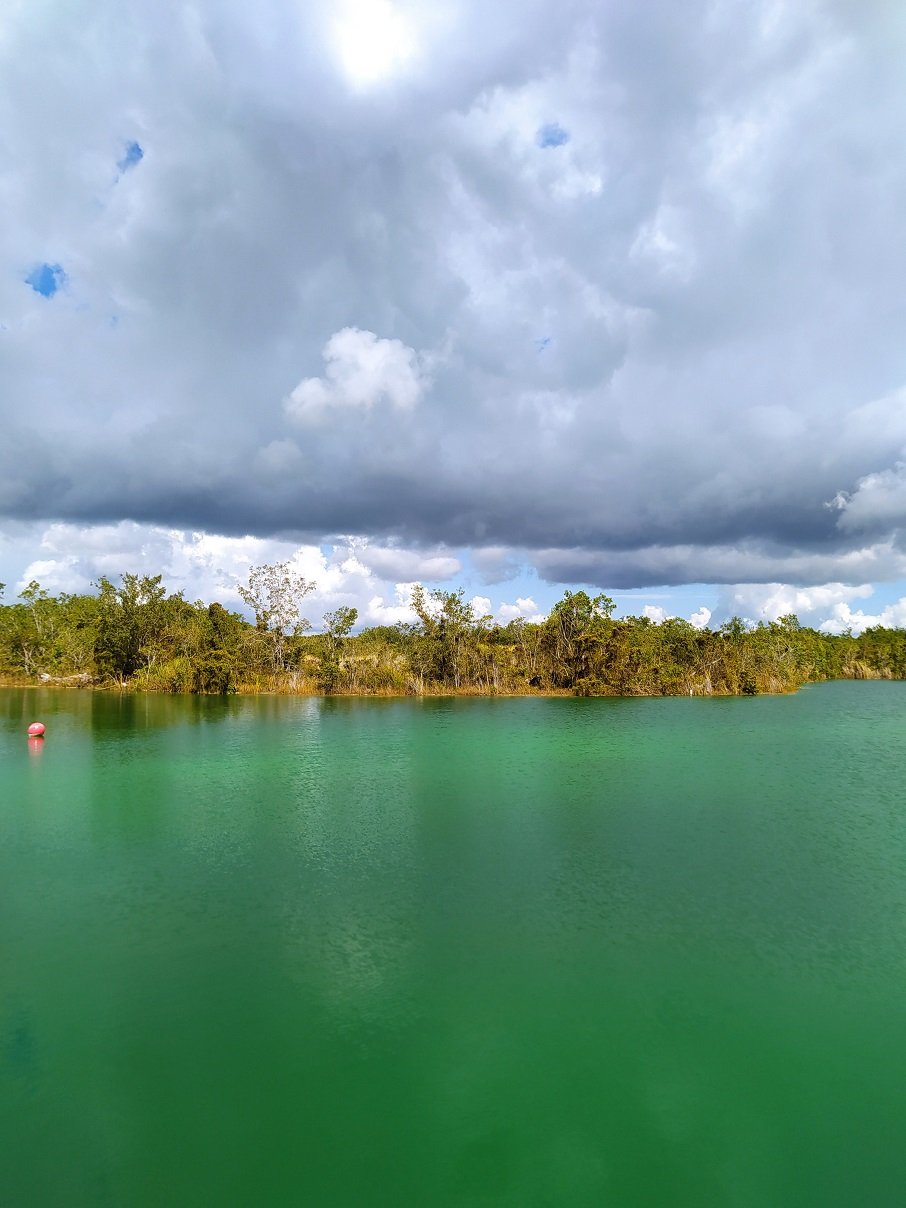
1 564 904 697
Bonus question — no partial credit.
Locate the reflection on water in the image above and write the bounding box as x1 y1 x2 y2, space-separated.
2 683 906 1205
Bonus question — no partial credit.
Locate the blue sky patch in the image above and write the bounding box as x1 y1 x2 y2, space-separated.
25 263 66 298
118 140 144 172
537 123 569 148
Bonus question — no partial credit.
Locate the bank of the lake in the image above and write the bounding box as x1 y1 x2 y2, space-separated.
5 577 906 697
3 682 906 1206
1 668 901 699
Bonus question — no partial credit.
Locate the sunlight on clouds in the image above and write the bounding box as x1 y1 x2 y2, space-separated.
720 582 875 628
17 523 301 601
469 595 492 619
690 607 711 630
12 521 906 638
333 0 417 87
818 597 906 635
11 523 472 632
643 605 670 623
497 596 545 623
364 582 419 626
285 328 430 424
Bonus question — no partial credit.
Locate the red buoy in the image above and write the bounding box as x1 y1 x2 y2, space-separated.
27 722 45 737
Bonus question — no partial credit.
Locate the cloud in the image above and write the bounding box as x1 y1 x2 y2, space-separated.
333 0 418 88
9 522 465 631
497 596 543 622
285 328 431 424
362 582 419 627
629 205 696 281
832 461 906 535
10 518 906 636
643 605 670 623
469 594 492 619
817 597 906 636
471 547 522 585
352 541 460 581
1 1 906 596
716 582 876 629
530 540 906 591
689 606 711 630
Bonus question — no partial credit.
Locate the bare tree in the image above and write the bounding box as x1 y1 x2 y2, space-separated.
238 562 315 673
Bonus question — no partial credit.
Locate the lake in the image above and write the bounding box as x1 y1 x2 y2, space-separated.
2 682 906 1206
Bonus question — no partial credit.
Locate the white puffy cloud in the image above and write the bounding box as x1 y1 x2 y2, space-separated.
716 582 876 628
10 522 466 632
818 598 906 636
468 595 492 619
689 606 711 630
15 522 297 604
285 328 430 424
643 604 670 623
497 596 544 623
362 582 420 627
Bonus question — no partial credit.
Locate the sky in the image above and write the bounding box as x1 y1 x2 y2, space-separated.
2 0 906 634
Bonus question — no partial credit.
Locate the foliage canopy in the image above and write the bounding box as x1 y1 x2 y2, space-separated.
2 566 905 697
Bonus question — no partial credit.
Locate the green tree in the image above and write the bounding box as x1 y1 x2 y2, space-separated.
319 606 358 692
93 574 167 683
410 586 477 688
191 603 246 693
543 590 615 690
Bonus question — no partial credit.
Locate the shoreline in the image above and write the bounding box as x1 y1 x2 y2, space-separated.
0 675 883 699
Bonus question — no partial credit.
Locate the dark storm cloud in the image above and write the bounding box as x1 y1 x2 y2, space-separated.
530 539 906 591
2 0 906 587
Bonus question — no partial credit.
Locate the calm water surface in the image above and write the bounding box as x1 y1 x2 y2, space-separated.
2 683 906 1206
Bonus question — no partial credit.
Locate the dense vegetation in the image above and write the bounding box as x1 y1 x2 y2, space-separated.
1 567 905 697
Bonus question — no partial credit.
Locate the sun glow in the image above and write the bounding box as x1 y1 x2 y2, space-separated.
334 0 417 87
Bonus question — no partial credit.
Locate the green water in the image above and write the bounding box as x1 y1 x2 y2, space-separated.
2 683 906 1206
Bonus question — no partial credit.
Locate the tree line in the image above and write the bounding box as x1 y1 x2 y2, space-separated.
1 566 905 696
